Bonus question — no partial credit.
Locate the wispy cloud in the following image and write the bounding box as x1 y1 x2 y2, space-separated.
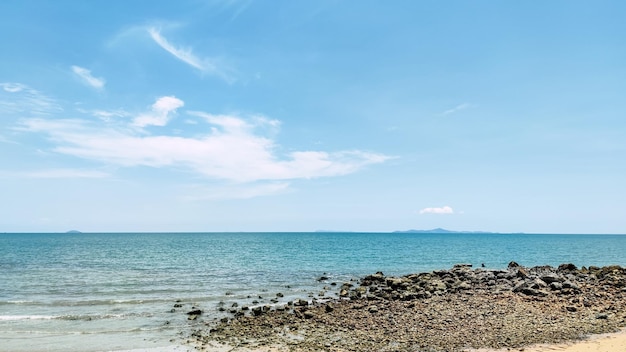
419 206 455 215
442 103 473 116
148 28 235 82
0 83 62 115
71 66 106 90
17 96 391 185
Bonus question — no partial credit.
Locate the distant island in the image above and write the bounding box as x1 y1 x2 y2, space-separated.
393 228 495 234
66 230 82 234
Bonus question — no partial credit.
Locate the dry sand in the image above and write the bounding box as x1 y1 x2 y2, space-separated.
472 328 626 352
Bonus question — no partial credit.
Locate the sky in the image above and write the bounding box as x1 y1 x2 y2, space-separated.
1 1 625 233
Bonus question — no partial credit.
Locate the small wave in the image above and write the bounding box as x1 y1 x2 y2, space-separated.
0 300 36 305
0 315 55 321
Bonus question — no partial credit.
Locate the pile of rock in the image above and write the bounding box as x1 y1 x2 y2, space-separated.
350 262 625 302
185 263 626 352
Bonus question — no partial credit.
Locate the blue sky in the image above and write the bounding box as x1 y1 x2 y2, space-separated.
1 1 625 233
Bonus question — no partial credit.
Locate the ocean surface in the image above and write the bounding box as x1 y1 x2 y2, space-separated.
1 232 626 352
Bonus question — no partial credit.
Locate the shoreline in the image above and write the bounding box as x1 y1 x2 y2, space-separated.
182 262 626 352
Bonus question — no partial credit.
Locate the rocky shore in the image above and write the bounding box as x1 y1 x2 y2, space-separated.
183 263 626 351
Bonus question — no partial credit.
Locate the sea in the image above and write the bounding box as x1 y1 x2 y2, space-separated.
1 232 626 352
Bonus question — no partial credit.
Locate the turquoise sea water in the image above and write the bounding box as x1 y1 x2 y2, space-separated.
1 232 626 352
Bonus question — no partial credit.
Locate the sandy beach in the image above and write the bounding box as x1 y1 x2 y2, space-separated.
474 328 626 352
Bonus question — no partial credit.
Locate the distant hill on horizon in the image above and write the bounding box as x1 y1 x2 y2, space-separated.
393 228 496 234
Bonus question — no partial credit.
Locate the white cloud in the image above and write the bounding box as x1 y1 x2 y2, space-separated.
17 100 391 184
133 96 184 127
148 28 235 82
419 206 454 215
71 66 106 89
442 103 472 116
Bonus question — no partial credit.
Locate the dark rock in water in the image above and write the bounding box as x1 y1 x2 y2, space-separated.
276 292 284 297
173 303 183 308
317 276 329 281
186 309 202 315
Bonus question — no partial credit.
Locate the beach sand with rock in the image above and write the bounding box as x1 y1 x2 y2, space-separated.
183 263 626 352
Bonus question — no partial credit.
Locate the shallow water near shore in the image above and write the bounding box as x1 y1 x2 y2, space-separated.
1 232 626 352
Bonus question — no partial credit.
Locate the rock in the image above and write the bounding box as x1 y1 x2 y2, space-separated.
508 261 520 268
368 305 379 313
550 282 563 290
318 276 329 281
562 281 580 290
558 263 578 272
173 303 183 308
456 282 472 290
453 263 473 269
339 289 349 297
427 279 448 292
530 278 548 289
303 311 316 319
516 267 529 279
294 299 309 307
541 273 561 284
565 306 577 312
186 309 202 315
325 304 334 313
276 292 284 297
596 313 609 319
